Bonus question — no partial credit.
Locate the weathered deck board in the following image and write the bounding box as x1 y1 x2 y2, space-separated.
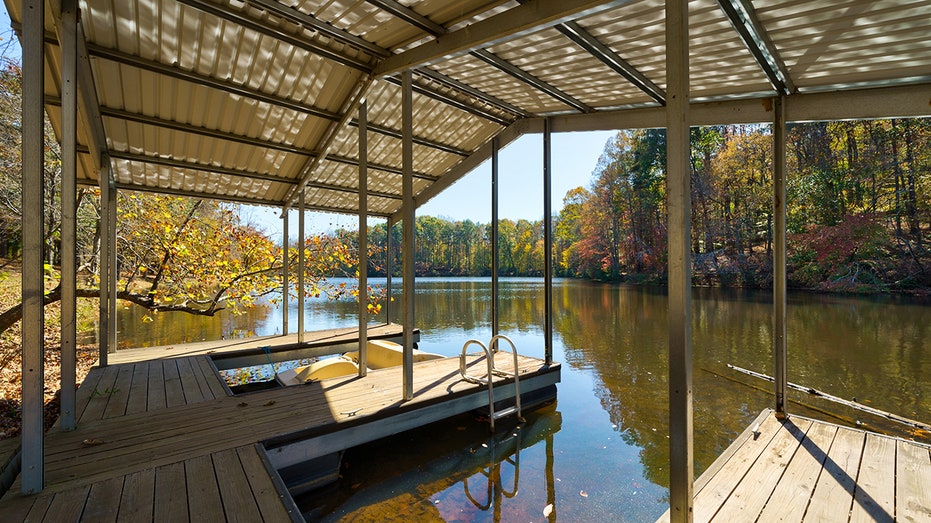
1 351 556 522
658 410 931 522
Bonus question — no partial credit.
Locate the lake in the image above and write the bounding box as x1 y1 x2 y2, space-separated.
115 278 931 522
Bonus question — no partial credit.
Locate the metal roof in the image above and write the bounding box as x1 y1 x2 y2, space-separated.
7 0 931 217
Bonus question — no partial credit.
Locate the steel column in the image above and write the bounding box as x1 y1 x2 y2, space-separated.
107 184 117 352
386 219 393 322
401 70 415 400
21 0 46 494
773 95 788 417
543 118 554 365
59 0 78 432
666 0 694 521
491 137 499 337
298 191 305 343
98 166 111 364
282 210 289 335
358 101 369 377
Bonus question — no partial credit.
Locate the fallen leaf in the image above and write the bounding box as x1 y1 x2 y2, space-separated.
81 438 104 446
237 402 248 407
263 400 276 406
580 490 588 498
543 503 554 517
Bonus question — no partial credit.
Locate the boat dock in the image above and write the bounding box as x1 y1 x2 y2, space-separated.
0 333 560 521
657 409 931 522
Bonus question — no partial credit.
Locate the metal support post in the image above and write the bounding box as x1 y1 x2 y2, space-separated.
21 0 46 493
60 0 78 432
773 95 788 417
401 70 415 400
98 168 111 364
358 100 369 377
543 118 553 365
298 191 305 343
666 0 694 521
107 183 117 352
491 137 499 337
282 210 289 335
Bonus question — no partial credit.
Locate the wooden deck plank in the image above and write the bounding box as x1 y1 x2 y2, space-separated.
185 454 225 522
709 418 813 521
116 468 155 523
689 414 784 522
124 363 150 416
73 366 105 424
79 476 123 523
212 448 263 523
101 364 135 420
849 432 896 523
194 357 228 399
38 355 553 493
153 461 189 523
78 365 121 424
21 494 51 523
0 492 41 522
897 440 931 522
162 360 187 409
755 421 838 523
236 445 297 523
40 485 89 523
175 357 206 405
799 425 865 522
147 360 167 412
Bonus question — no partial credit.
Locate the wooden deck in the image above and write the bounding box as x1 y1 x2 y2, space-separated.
658 409 931 522
0 349 559 521
108 323 412 365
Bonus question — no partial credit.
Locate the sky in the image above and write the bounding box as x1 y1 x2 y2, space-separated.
245 130 617 241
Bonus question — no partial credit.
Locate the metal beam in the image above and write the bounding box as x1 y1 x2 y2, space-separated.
327 154 437 182
358 100 369 378
415 67 531 119
373 0 631 77
401 70 414 401
773 95 787 417
555 21 666 105
666 0 694 521
21 0 46 494
87 44 342 122
715 0 794 95
298 191 305 343
282 210 289 336
59 0 78 433
543 118 553 365
112 182 285 208
109 151 298 186
366 0 446 35
250 0 390 58
348 119 470 157
176 0 373 71
382 74 513 126
491 137 499 338
470 49 592 113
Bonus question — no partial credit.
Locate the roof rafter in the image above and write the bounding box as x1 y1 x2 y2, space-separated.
87 44 343 122
113 181 287 208
555 21 666 105
470 49 592 113
715 0 795 95
414 68 531 118
372 0 632 77
176 0 373 71
382 74 512 125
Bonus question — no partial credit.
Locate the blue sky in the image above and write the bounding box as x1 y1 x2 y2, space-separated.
246 130 617 241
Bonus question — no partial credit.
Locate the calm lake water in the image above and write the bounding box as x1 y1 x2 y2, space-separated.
115 278 931 522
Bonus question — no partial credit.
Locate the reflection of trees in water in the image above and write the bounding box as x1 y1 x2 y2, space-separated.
553 282 931 487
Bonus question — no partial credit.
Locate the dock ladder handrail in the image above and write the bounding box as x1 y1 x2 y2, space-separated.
459 335 523 431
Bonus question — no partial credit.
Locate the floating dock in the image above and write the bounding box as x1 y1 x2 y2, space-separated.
657 409 931 522
0 331 560 521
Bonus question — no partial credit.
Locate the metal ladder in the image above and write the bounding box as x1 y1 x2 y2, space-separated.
459 335 522 431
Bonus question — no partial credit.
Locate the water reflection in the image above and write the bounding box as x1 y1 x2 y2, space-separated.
298 408 561 522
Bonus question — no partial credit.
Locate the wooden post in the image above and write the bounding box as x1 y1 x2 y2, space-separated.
491 137 499 337
358 100 369 377
402 70 415 400
59 0 78 432
298 191 305 343
773 95 788 417
666 0 694 521
282 210 289 335
543 118 553 365
98 167 111 365
386 218 393 322
21 0 46 493
107 183 117 352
